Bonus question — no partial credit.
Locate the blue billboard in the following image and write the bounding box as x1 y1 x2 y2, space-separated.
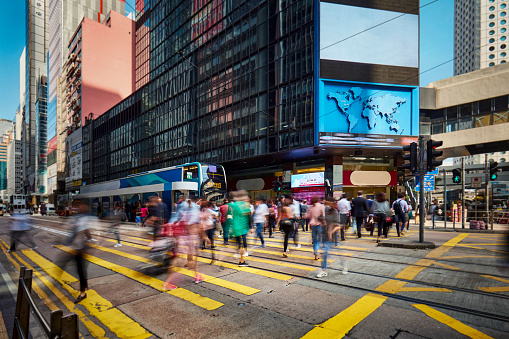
316 79 419 146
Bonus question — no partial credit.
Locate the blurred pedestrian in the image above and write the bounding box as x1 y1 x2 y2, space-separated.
290 195 301 249
67 201 97 303
201 201 218 250
219 198 230 245
230 191 251 266
392 193 409 236
300 200 309 232
336 194 351 243
307 196 325 261
7 211 37 252
251 196 268 249
140 203 149 227
318 197 347 277
267 198 276 238
278 198 294 258
351 191 369 238
110 203 122 247
371 192 392 243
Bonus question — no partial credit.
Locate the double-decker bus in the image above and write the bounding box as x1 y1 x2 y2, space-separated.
12 195 26 214
73 162 227 215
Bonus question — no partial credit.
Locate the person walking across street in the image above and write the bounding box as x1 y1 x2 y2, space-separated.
317 197 347 277
392 193 409 237
278 198 294 258
336 194 351 243
219 198 230 245
230 191 251 266
290 195 301 249
8 211 37 252
371 192 392 243
307 196 325 261
300 200 309 232
110 203 122 247
351 191 369 238
267 198 276 238
251 197 268 248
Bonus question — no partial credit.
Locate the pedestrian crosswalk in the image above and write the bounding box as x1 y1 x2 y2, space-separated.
0 223 420 339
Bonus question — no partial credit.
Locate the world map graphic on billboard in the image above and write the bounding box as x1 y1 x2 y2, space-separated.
319 81 418 137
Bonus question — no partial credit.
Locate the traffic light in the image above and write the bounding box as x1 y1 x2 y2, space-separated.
402 142 418 174
489 161 499 181
426 139 443 172
452 169 461 184
272 180 281 192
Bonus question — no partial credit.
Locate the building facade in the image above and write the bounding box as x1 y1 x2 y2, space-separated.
0 132 13 192
80 0 420 202
8 112 24 201
454 0 508 75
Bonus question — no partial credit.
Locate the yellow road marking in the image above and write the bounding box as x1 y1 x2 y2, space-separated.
458 243 507 246
200 248 316 271
55 245 223 310
105 239 151 250
88 242 261 294
443 234 470 246
245 235 368 252
251 247 340 261
426 233 470 259
456 245 509 254
432 262 462 270
128 236 151 242
302 293 388 338
0 241 106 338
394 259 435 280
413 304 494 339
480 275 509 284
22 249 151 339
110 238 294 280
478 286 509 292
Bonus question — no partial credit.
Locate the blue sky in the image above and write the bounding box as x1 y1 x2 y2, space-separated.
0 0 454 121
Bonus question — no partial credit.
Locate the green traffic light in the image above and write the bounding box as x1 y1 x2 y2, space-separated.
453 176 460 183
491 174 497 180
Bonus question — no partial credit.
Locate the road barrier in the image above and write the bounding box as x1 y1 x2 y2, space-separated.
13 266 79 339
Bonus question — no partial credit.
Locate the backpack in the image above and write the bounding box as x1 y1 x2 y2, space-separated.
393 200 403 216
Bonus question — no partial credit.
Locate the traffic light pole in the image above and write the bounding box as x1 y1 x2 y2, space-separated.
485 154 490 230
419 136 425 243
461 157 465 229
443 168 447 229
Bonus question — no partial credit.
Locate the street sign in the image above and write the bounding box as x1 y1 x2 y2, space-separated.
415 175 435 192
428 168 439 175
471 176 482 188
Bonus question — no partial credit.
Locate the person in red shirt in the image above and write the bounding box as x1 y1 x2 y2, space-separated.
219 198 230 245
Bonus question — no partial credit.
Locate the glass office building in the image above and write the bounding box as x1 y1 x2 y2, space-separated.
82 0 420 199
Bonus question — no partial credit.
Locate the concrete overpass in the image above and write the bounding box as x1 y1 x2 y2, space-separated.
420 63 509 159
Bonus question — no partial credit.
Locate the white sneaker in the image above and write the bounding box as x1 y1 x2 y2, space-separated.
114 243 122 248
317 270 328 278
295 244 301 249
244 251 249 257
342 266 348 275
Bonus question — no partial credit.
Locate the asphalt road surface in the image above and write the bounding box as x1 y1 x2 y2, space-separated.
0 216 508 339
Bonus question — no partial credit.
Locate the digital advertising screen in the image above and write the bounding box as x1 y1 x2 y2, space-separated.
291 172 325 188
319 2 418 68
316 79 419 147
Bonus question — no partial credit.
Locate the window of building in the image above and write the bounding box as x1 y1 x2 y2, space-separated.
489 30 495 35
490 62 496 66
502 52 507 57
490 38 495 43
489 6 495 11
490 54 495 59
503 28 508 33
490 22 495 27
502 20 507 25
502 4 507 9
501 44 507 49
502 36 507 41
502 12 507 17
490 46 495 51
490 14 495 19
502 60 507 63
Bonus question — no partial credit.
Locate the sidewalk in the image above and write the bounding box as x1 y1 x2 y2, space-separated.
423 218 508 233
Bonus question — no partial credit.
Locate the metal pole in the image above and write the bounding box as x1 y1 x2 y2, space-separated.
461 157 465 229
475 188 478 221
419 136 425 243
443 168 447 228
485 154 490 229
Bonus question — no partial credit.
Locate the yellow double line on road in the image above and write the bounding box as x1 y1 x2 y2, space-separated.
301 233 494 339
84 242 261 295
55 245 224 310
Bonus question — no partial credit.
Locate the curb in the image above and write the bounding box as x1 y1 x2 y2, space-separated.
377 240 436 249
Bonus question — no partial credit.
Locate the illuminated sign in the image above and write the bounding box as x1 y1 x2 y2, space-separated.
291 173 325 188
317 79 419 146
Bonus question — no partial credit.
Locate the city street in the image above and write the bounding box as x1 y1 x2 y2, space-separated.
0 216 508 338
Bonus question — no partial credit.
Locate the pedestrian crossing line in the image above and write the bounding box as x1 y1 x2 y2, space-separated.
85 243 261 295
412 304 494 339
456 244 509 254
128 236 152 242
53 246 224 311
105 239 294 281
480 275 509 284
22 249 151 339
0 246 106 338
439 255 503 259
301 293 388 339
398 287 451 292
246 241 356 258
214 243 336 262
244 235 368 252
200 248 316 272
105 239 151 250
432 262 462 270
